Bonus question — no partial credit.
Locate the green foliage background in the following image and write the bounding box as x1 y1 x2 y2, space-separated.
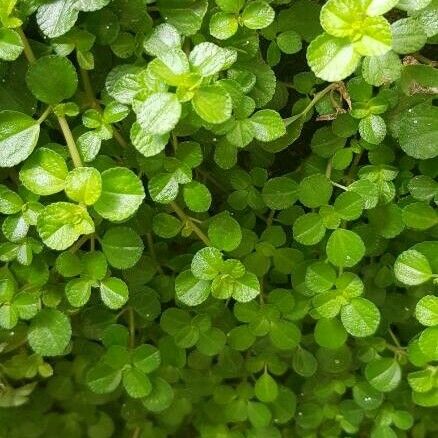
0 0 437 437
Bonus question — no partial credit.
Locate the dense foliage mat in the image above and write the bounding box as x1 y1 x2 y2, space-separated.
0 0 437 437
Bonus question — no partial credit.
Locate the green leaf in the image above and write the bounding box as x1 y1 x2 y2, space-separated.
86 363 122 394
402 202 437 230
65 278 93 307
359 115 386 145
0 28 23 61
148 173 179 204
136 92 182 135
270 320 301 349
0 305 18 329
132 344 161 373
191 247 223 280
305 262 336 294
156 0 208 36
152 213 182 238
394 250 433 286
183 181 211 213
75 0 111 12
26 56 78 104
249 110 286 142
216 0 244 13
0 185 23 214
255 371 278 402
101 226 144 269
36 0 79 38
418 326 438 361
142 377 174 412
277 30 302 54
262 177 299 210
365 358 401 392
19 148 68 196
362 52 402 86
94 167 145 221
28 309 71 356
100 277 129 309
175 270 211 306
415 295 438 327
341 297 380 337
192 85 232 124
230 272 260 303
122 368 151 398
307 33 360 82
326 229 365 268
0 110 40 167
391 18 427 55
399 104 438 160
293 213 326 246
299 173 333 208
241 1 275 30
208 212 242 252
65 167 102 205
37 202 95 251
314 318 347 349
334 191 364 220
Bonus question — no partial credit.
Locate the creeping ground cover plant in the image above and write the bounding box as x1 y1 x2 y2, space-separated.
0 0 437 436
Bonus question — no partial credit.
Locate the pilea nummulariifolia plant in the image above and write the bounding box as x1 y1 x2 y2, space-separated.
0 0 437 436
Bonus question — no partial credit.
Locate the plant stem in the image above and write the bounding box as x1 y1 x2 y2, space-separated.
17 27 36 64
58 116 83 168
331 181 348 191
284 82 340 126
146 232 164 274
37 106 52 124
129 307 135 349
170 201 211 246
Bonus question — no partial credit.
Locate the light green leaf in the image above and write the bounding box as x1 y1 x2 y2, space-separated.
136 92 181 135
402 202 438 230
326 229 365 268
307 33 360 82
365 358 401 392
241 1 275 30
94 167 145 221
143 23 181 56
74 0 111 12
100 277 129 309
359 115 386 145
341 297 380 337
86 364 122 394
314 318 347 349
262 177 299 210
130 122 168 158
26 55 78 104
36 0 79 38
191 247 223 280
394 250 433 286
0 28 23 61
209 12 238 40
19 148 68 196
0 185 23 214
28 309 71 356
132 344 161 373
37 202 94 251
148 173 179 204
352 16 392 57
415 295 438 327
192 85 232 124
418 326 438 361
0 305 18 329
175 270 211 306
299 173 333 208
391 18 427 55
101 226 144 270
65 278 93 307
249 110 286 142
65 167 102 205
362 51 402 86
305 261 336 294
0 111 40 168
189 42 235 77
230 272 260 303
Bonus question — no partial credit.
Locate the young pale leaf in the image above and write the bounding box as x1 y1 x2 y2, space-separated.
19 148 68 196
65 278 93 307
26 55 78 104
241 1 275 30
136 92 182 135
36 0 79 38
0 111 40 168
189 42 234 77
94 167 145 221
130 122 168 158
37 202 94 250
192 85 232 124
65 167 102 205
307 33 360 82
249 110 286 142
415 295 438 327
28 309 71 356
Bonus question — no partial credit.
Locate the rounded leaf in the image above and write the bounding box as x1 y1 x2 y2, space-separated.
326 229 365 268
341 297 380 338
65 167 102 205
